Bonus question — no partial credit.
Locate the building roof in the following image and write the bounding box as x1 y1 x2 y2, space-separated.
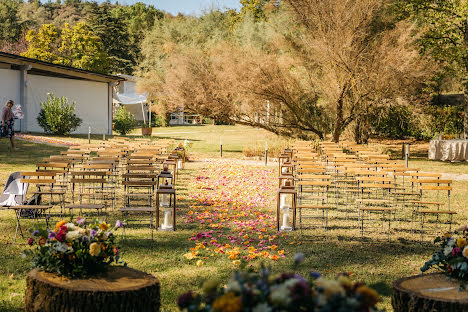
0 51 125 83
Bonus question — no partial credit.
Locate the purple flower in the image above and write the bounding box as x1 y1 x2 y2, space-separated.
32 230 39 236
27 238 35 246
76 217 85 225
48 232 56 239
177 291 195 309
115 220 123 228
90 229 97 237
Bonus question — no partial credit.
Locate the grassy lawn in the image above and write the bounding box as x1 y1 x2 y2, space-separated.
0 127 467 311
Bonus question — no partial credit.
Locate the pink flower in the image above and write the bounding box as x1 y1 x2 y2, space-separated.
452 247 462 255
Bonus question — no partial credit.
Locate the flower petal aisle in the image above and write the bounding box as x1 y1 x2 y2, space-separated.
16 133 79 147
183 159 298 265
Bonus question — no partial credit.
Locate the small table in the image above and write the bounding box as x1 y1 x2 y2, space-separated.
429 140 468 161
8 205 52 242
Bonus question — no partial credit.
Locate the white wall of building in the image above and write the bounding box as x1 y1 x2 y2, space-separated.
0 68 111 134
0 68 22 131
27 74 109 134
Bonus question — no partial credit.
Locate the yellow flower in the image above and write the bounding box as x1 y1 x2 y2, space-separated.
54 220 66 232
457 238 467 248
444 232 452 239
196 260 204 267
89 242 101 256
212 292 242 312
99 222 110 231
232 260 241 265
463 246 468 258
184 252 197 260
270 245 278 250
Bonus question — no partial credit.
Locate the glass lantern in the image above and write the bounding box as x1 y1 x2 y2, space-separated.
276 180 297 231
156 182 176 231
157 166 174 187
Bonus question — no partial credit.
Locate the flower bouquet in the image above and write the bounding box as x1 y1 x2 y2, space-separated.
24 218 123 278
421 230 468 289
177 257 381 311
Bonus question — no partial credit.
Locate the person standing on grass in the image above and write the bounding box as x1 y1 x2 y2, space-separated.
1 100 16 149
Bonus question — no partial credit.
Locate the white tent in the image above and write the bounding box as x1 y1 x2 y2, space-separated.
113 92 148 123
113 74 150 123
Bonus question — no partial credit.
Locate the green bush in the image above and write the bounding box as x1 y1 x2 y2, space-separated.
371 105 419 139
113 106 137 135
427 105 464 135
37 93 82 135
150 112 165 127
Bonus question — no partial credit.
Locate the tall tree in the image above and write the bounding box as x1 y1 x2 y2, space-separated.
285 0 434 142
0 0 22 43
22 24 60 63
22 23 108 73
58 22 108 72
88 3 133 74
394 0 468 135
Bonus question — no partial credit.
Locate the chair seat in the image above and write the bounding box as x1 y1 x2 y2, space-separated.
410 201 444 205
9 205 52 210
356 199 392 203
124 193 154 197
298 205 334 210
119 207 155 212
419 210 456 215
359 207 395 212
67 204 105 210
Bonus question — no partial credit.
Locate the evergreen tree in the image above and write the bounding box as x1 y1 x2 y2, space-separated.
88 3 133 74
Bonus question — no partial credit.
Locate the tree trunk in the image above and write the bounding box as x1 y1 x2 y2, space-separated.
25 266 160 312
392 273 468 312
333 98 344 143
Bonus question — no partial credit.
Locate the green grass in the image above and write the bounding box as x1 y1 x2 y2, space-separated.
0 128 467 311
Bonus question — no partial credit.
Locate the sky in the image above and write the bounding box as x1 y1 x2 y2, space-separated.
112 0 242 16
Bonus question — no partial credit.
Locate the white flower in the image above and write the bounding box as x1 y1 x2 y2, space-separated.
54 242 71 253
448 239 456 247
252 303 271 312
65 223 76 230
270 284 291 306
284 278 300 288
444 246 453 256
65 230 82 242
226 279 241 293
315 278 345 299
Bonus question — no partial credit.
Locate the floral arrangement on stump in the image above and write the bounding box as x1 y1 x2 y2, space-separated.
421 229 468 289
24 218 123 278
177 254 381 312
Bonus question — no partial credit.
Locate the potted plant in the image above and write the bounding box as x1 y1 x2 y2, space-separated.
142 101 153 136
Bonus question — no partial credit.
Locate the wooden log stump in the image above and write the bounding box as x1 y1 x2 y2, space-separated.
25 266 160 312
392 273 468 312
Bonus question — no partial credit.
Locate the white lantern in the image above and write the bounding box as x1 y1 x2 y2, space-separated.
177 158 183 170
279 193 292 231
160 206 173 230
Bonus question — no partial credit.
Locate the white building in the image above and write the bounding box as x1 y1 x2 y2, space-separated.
0 52 124 134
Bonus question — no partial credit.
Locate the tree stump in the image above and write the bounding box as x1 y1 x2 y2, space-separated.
392 273 468 312
25 266 160 312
